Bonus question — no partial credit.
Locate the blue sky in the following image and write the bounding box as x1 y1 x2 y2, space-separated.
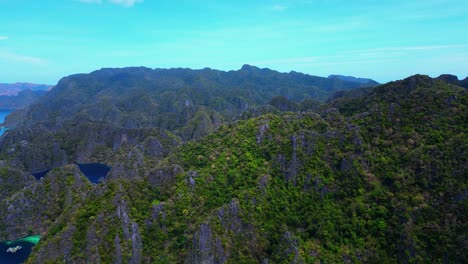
0 0 467 84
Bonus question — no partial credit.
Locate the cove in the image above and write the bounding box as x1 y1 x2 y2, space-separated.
32 163 111 184
0 235 41 264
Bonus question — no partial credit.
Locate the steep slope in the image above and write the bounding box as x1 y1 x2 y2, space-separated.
0 165 92 240
0 121 180 175
26 75 466 263
0 90 47 110
0 66 376 175
0 83 51 109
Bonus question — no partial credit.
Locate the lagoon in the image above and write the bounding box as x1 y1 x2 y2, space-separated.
77 163 111 184
33 163 111 184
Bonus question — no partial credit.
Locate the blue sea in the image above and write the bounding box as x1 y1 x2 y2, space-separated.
0 109 12 136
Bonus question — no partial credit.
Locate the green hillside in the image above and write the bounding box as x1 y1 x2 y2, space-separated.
1 74 462 263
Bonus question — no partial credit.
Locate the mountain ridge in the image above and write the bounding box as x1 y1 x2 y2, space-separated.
4 65 378 131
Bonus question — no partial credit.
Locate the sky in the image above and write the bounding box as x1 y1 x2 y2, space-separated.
0 0 468 84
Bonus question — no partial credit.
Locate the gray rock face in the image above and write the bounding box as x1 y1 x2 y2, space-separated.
147 202 166 230
273 232 304 264
147 164 184 188
0 166 35 201
403 75 434 91
187 170 199 188
86 224 102 264
131 223 142 264
258 175 269 191
187 224 215 264
274 134 305 186
144 137 165 157
186 198 263 263
114 235 123 264
30 225 76 264
299 131 320 155
217 199 242 234
214 237 227 264
256 122 270 144
115 195 142 264
0 122 179 177
286 135 301 185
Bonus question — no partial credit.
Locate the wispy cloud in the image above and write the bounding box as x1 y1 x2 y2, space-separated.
0 36 8 41
350 44 468 54
272 4 288 11
0 51 46 65
78 0 102 3
253 55 345 65
256 44 468 68
79 0 143 7
109 0 143 7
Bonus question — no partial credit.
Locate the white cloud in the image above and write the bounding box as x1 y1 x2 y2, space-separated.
272 4 288 11
0 36 8 40
78 0 143 7
0 51 46 65
79 0 102 3
108 0 143 7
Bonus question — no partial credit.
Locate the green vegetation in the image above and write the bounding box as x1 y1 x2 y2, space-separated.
0 73 465 263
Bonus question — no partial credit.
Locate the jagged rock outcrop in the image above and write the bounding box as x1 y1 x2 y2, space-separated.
272 232 305 264
459 77 468 88
29 225 76 264
0 166 35 201
0 165 91 240
147 164 184 189
436 74 459 84
436 74 468 89
0 122 180 176
115 195 142 264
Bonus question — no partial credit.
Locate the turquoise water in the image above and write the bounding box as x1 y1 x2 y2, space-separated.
0 109 12 136
0 235 41 264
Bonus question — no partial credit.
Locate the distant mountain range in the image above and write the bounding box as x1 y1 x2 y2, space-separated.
0 82 52 96
328 74 379 85
0 83 52 109
4 65 379 137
